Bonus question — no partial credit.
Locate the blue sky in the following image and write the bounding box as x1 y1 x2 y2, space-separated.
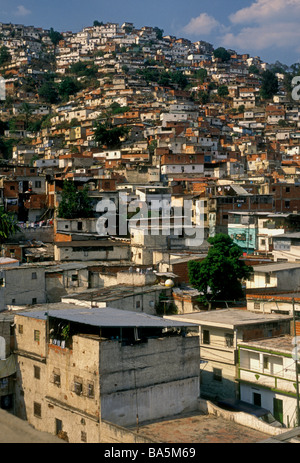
1 0 300 65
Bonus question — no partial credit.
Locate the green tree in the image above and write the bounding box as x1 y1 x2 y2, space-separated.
0 207 20 244
170 71 189 90
218 85 229 97
49 28 63 50
188 234 253 307
198 90 210 105
38 81 59 104
0 137 15 160
69 61 98 78
57 180 93 219
19 102 33 129
154 27 164 40
195 68 208 83
0 46 11 66
248 65 260 75
213 47 231 62
94 120 128 148
260 70 279 100
58 77 81 100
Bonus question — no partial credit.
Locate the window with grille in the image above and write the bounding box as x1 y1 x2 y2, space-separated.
225 333 234 348
34 330 40 342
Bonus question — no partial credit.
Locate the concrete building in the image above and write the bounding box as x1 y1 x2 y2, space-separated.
165 309 292 402
13 304 200 442
238 335 300 427
0 264 46 311
246 262 300 291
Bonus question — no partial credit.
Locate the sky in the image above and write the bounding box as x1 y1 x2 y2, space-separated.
0 0 300 65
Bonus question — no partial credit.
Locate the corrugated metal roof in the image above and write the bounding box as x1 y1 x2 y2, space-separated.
18 305 195 328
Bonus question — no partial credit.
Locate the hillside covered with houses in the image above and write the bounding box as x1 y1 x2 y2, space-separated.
1 19 300 443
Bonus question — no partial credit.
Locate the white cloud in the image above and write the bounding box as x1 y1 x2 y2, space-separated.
229 0 300 24
182 13 220 36
222 23 300 51
15 5 31 17
219 0 300 60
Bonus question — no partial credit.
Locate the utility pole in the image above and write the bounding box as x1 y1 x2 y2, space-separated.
293 298 300 427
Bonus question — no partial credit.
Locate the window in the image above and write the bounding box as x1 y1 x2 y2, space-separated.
18 325 23 334
136 300 141 309
81 431 87 443
35 181 41 189
34 402 41 418
225 333 234 348
265 273 270 284
87 382 94 398
74 379 83 395
55 418 63 435
71 274 78 282
34 330 40 342
213 368 222 382
53 373 61 387
77 222 83 231
263 356 269 370
254 302 261 311
32 298 37 305
203 330 210 345
32 272 37 280
34 366 40 380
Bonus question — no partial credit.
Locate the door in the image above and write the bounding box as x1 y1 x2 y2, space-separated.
253 392 261 407
55 418 63 435
273 398 283 424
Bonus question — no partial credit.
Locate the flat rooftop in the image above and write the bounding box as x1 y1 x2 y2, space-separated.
239 335 295 354
62 285 162 303
253 262 300 273
134 411 271 444
164 308 292 329
16 304 196 329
